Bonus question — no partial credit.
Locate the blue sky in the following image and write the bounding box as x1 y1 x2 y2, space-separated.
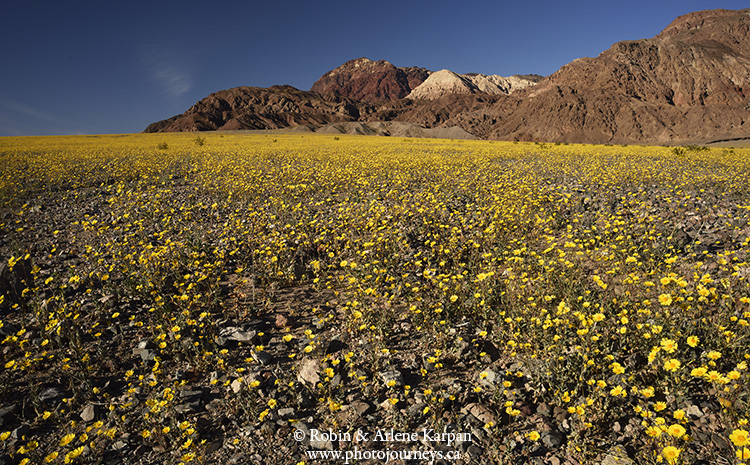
1 0 747 136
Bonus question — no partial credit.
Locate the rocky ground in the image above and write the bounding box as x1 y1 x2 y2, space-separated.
0 185 655 465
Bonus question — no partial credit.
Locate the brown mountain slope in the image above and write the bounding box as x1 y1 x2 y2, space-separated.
372 9 750 143
488 8 750 143
310 57 430 102
146 9 750 144
144 85 373 132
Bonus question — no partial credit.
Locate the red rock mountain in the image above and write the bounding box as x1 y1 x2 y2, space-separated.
310 58 429 102
146 9 750 144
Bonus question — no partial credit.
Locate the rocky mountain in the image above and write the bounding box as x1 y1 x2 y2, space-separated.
480 8 750 143
144 85 373 132
406 70 540 99
146 9 750 144
369 8 750 144
309 58 429 102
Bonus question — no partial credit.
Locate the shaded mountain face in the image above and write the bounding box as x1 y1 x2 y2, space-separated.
309 57 430 102
146 9 750 144
143 85 374 132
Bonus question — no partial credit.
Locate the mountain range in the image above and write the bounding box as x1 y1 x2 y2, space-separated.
145 9 750 144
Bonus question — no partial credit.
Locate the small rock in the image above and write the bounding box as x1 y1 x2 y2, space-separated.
294 422 310 443
686 404 702 419
132 347 155 362
0 257 32 304
601 446 634 465
379 369 404 387
455 338 471 358
553 406 568 423
536 403 551 417
180 390 203 402
347 401 372 416
467 445 482 457
228 454 249 464
380 399 397 410
80 403 98 423
478 368 497 388
406 403 428 418
469 427 486 442
464 403 495 425
298 358 322 386
205 441 223 455
274 314 291 328
252 351 273 366
218 327 256 343
541 431 565 449
277 408 295 420
309 437 333 451
325 339 348 354
230 379 244 393
12 425 29 440
112 440 129 451
174 403 201 414
297 390 316 409
39 387 65 405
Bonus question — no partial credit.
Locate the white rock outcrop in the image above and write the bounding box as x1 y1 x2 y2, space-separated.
406 69 538 99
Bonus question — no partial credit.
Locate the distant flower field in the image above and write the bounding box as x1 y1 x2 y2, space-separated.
0 133 749 464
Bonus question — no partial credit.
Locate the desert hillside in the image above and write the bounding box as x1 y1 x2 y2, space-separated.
146 9 750 145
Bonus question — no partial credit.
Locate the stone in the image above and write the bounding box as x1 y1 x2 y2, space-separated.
132 348 155 362
536 403 552 417
297 358 322 386
219 327 256 343
686 404 702 419
466 403 496 425
406 403 428 418
252 351 273 366
274 314 291 328
11 425 29 440
39 387 65 405
378 369 404 387
542 431 565 449
347 401 372 416
601 446 635 465
230 379 244 394
277 408 295 420
479 341 501 362
80 403 98 423
112 441 129 451
379 399 397 410
478 368 497 388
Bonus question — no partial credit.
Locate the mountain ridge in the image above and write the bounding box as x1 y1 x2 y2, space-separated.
145 8 750 144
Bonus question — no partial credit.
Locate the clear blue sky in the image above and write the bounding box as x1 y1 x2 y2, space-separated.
1 0 746 136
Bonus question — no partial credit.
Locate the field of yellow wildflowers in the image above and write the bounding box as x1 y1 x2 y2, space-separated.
1 133 749 464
